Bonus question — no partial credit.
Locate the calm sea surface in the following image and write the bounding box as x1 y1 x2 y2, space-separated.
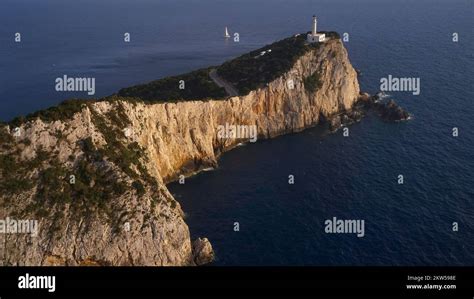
1 0 473 265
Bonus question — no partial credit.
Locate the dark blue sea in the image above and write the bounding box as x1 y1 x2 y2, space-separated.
1 0 473 265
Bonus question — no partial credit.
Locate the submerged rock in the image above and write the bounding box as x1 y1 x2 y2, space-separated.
358 93 410 122
372 99 410 121
380 99 410 121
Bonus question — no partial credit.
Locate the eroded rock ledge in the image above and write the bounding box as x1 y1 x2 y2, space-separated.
325 92 410 132
366 93 410 122
1 37 363 266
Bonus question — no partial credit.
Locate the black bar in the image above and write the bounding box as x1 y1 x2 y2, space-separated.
0 267 472 298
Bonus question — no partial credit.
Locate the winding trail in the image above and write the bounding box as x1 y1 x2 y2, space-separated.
209 69 239 97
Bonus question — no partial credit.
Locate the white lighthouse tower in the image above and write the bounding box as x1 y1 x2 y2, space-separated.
312 15 317 35
307 15 326 43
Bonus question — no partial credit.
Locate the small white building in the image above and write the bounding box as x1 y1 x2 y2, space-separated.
307 15 326 43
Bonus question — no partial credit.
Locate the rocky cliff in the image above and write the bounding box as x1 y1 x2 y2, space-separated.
0 37 359 265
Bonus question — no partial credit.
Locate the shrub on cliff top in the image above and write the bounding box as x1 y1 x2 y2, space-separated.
7 96 135 127
9 99 91 127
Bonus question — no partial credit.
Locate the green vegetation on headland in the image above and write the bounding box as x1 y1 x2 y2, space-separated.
9 99 92 127
118 67 227 102
8 96 135 127
6 31 340 127
118 31 339 99
217 34 309 95
217 31 339 95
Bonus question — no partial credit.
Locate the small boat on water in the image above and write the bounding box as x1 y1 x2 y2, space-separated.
224 27 230 38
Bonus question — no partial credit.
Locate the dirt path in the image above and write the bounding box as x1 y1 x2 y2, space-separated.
209 69 239 97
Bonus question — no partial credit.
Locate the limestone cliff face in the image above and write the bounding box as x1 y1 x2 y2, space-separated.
0 38 359 266
134 38 359 182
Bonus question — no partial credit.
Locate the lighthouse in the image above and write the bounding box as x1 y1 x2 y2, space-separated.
307 15 326 43
312 15 317 35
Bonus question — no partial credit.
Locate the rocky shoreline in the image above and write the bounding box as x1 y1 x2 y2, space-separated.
326 92 410 132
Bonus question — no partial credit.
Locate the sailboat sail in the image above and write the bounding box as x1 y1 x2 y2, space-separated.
225 27 230 38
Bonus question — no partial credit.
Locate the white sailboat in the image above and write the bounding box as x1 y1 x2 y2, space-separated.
224 26 230 38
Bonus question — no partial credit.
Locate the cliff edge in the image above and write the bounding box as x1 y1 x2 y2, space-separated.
0 36 359 265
